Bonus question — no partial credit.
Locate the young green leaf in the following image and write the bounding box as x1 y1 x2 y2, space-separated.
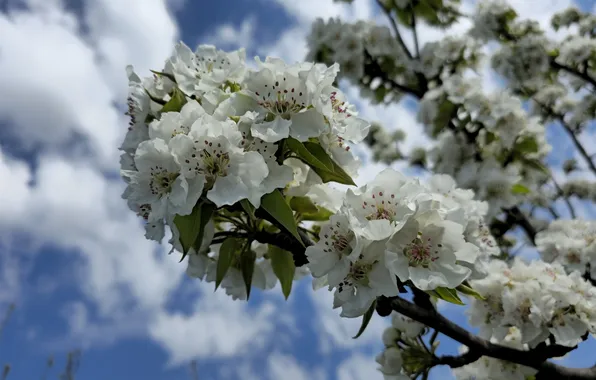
286 138 356 186
216 238 241 290
260 190 304 246
160 87 187 113
240 247 257 300
300 207 334 222
303 142 356 186
511 183 531 195
269 246 296 299
285 138 330 171
240 199 256 220
456 282 486 301
289 196 319 214
150 70 176 82
173 201 215 261
427 287 465 306
515 137 539 154
353 300 377 339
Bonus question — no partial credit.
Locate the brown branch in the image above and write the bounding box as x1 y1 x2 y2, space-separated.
551 60 596 90
375 0 413 60
388 296 596 379
253 230 312 266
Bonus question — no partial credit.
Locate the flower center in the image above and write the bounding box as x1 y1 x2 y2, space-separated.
254 79 307 119
337 261 375 293
363 191 397 221
201 150 231 183
149 169 179 197
403 232 439 267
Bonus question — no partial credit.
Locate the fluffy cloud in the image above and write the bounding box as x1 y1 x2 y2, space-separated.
336 353 381 380
309 288 388 354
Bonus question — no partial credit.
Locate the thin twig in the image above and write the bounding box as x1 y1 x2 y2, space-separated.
375 0 413 60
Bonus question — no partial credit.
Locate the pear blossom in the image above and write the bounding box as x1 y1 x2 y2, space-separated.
239 57 331 142
330 240 399 318
122 139 203 221
344 168 419 241
384 202 478 291
169 113 269 207
148 100 205 142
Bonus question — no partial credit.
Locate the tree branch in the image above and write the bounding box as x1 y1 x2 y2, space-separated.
253 230 312 266
551 60 596 90
375 0 413 60
409 2 420 58
506 206 537 245
389 296 596 379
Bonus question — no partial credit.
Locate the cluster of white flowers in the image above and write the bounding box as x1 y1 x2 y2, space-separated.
468 0 516 41
491 34 552 91
468 259 596 348
536 220 596 279
120 42 369 250
556 36 596 70
376 312 426 379
419 76 550 217
307 18 408 82
306 168 501 317
452 327 536 380
418 36 481 80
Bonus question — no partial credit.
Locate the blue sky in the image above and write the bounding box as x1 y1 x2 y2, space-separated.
0 0 595 380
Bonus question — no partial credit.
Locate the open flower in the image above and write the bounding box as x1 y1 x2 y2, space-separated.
123 138 203 221
241 58 329 142
384 205 478 291
169 114 269 207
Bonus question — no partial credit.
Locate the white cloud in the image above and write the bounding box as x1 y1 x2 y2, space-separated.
0 0 179 168
267 353 326 380
309 287 388 354
203 15 256 51
149 284 279 365
336 353 381 380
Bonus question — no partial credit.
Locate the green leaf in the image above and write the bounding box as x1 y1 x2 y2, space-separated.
353 300 377 339
285 138 330 171
260 190 304 246
216 238 241 290
286 138 356 186
150 70 176 82
160 87 187 113
240 199 255 220
432 101 456 136
511 183 531 195
269 245 296 299
301 207 334 222
289 196 319 214
515 137 539 154
304 142 357 186
522 158 550 175
173 201 215 261
240 247 257 300
428 287 465 306
456 282 486 301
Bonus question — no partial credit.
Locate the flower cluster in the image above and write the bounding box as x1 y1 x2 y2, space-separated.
536 220 596 279
452 327 536 380
307 169 500 317
376 312 426 379
419 76 550 217
467 259 596 348
120 42 369 249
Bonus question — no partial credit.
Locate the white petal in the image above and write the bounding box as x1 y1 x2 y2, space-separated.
251 116 291 143
289 108 328 141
